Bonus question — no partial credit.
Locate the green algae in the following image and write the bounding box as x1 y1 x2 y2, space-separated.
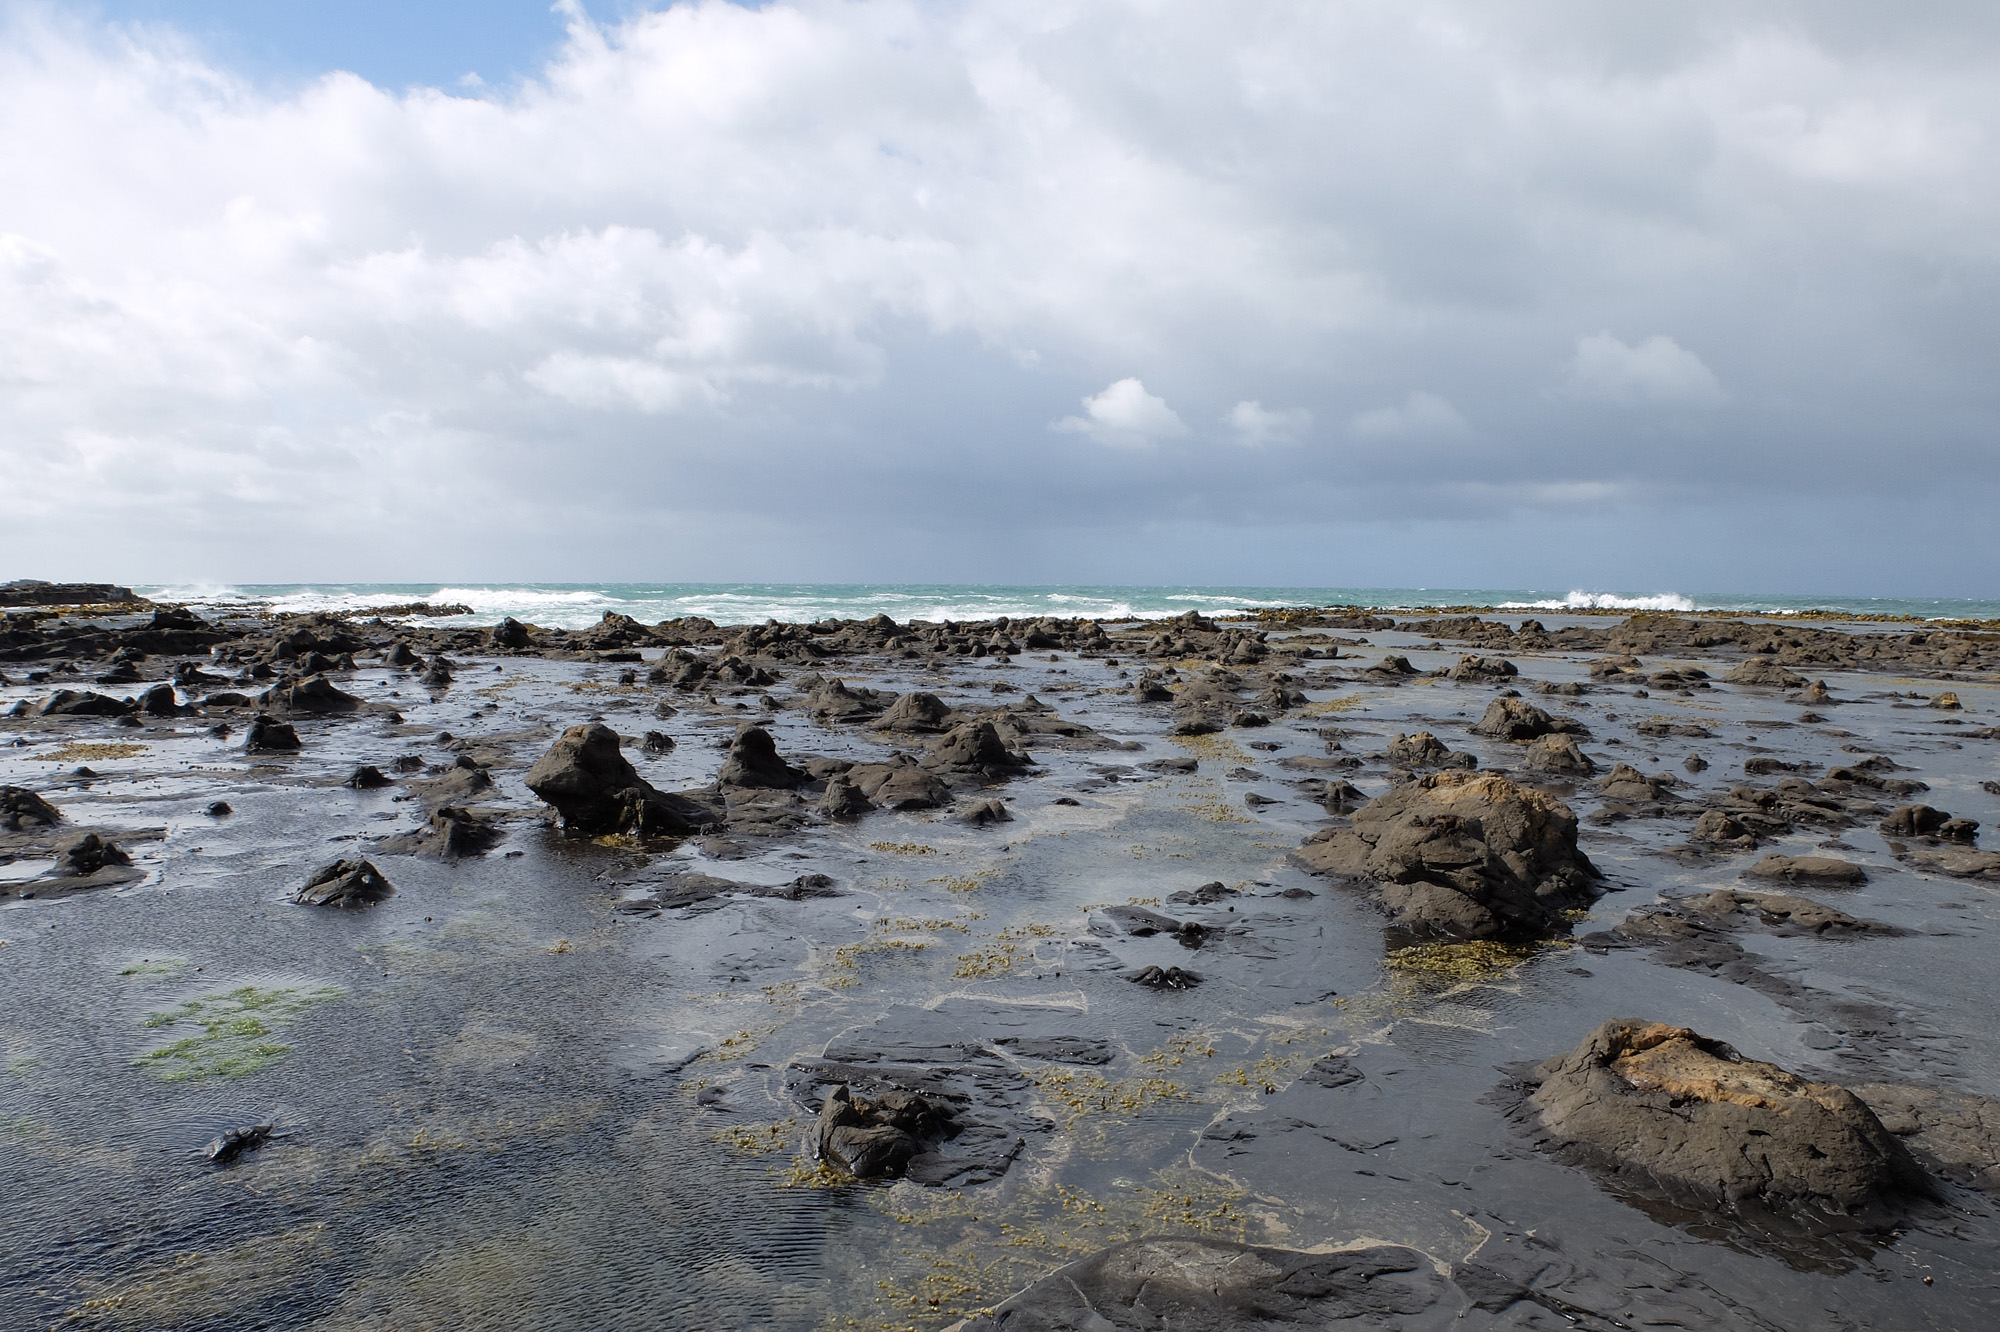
137 983 345 1080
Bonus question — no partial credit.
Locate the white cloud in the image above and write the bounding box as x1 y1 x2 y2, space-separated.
1054 378 1189 448
1561 334 1725 405
1226 400 1311 446
1349 391 1469 440
0 1 1996 580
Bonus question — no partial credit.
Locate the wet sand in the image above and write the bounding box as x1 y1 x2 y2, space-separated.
3 599 1999 1330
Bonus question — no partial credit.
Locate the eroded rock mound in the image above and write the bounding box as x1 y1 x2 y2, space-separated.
1526 1018 1927 1212
524 723 714 836
716 725 807 789
815 1084 956 1179
1744 855 1868 885
1522 734 1595 776
1472 696 1585 741
875 691 952 732
1724 658 1808 688
296 859 394 908
1294 770 1600 940
951 1237 1449 1332
1853 1083 2000 1190
1 786 61 831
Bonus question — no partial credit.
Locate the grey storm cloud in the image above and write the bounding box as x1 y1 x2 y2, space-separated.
1 0 1998 591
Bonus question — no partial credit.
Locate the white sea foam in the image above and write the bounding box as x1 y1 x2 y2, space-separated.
1499 590 1695 613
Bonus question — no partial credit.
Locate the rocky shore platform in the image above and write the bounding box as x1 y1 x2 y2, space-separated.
4 589 1999 1328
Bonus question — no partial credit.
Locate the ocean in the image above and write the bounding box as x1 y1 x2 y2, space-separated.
130 583 2000 630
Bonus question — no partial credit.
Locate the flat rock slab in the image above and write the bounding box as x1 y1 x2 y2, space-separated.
950 1237 1455 1331
787 1004 1052 1187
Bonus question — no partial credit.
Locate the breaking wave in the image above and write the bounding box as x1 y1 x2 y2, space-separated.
1500 590 1696 612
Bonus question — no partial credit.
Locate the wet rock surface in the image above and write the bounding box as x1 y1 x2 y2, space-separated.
1525 1019 1927 1214
1293 771 1600 939
5 596 2000 1329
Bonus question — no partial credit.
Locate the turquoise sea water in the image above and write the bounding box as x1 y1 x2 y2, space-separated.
133 582 2000 630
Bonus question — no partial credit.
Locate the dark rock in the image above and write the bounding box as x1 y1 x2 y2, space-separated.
1744 855 1867 885
258 674 362 714
205 801 233 817
1471 696 1585 741
204 1123 277 1164
1 786 61 830
523 723 714 836
346 765 391 789
815 1083 955 1180
244 714 301 752
1724 658 1808 688
53 832 130 875
422 805 501 858
33 689 133 717
1293 770 1600 940
847 758 952 811
1880 804 1969 839
0 579 144 607
1852 1084 2000 1190
1441 654 1517 681
491 617 530 649
925 720 1030 778
875 691 953 732
1522 733 1595 776
383 641 420 668
641 731 675 756
1127 965 1201 989
1098 905 1183 937
803 676 895 721
953 798 1012 826
1597 763 1677 804
716 724 807 789
295 859 394 907
1383 731 1469 770
819 773 874 821
1142 757 1198 774
955 1237 1448 1331
137 684 184 716
1526 1018 1927 1212
1366 655 1419 677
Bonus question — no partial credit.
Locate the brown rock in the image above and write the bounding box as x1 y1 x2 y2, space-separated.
1293 770 1600 939
1528 1018 1927 1211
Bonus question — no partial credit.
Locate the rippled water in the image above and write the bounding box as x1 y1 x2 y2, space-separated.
5 621 1999 1328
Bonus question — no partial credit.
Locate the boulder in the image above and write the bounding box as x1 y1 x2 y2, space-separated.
138 684 184 717
244 715 301 752
716 725 807 789
1441 654 1517 681
953 798 1012 826
1852 1084 2000 1190
875 691 953 732
803 677 894 721
523 723 713 836
1724 658 1808 688
1 786 61 831
259 674 362 714
847 759 952 811
1527 1018 1927 1212
490 617 530 649
1744 855 1867 885
345 764 391 789
815 1083 955 1180
1293 770 1600 940
1880 804 1977 841
1597 763 1677 805
819 773 874 821
295 859 394 907
33 690 133 718
951 1237 1449 1332
925 720 1031 779
1383 731 1468 769
1690 809 1756 848
52 832 130 876
1522 734 1595 776
1471 697 1585 741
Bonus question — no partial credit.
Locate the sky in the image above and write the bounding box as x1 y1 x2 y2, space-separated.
2 1 1997 595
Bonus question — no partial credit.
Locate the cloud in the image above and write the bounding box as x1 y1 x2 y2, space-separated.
1054 378 1189 448
1349 391 1469 440
1561 334 1725 405
0 1 1996 586
1227 400 1312 446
